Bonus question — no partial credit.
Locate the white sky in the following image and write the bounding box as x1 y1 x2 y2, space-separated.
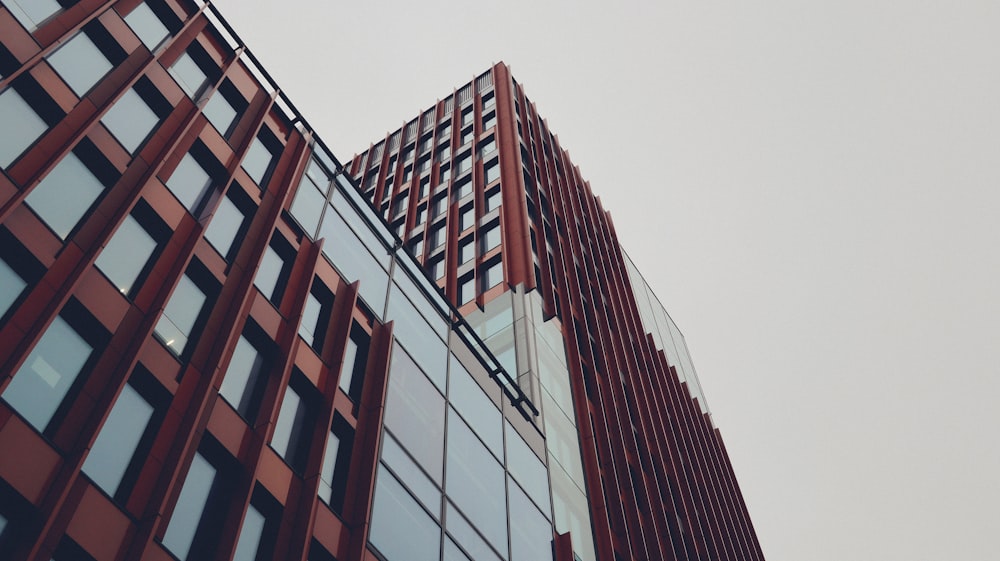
212 1 1000 559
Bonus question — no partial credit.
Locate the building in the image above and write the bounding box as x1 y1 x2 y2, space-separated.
0 2 762 561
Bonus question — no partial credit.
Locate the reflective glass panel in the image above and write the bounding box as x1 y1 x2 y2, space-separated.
123 2 170 50
485 160 501 183
318 429 341 505
102 88 158 153
486 189 502 212
232 503 266 561
482 223 501 252
369 467 439 561
253 244 285 303
219 335 266 419
384 345 445 482
6 0 62 31
443 538 473 561
380 432 440 519
317 204 388 316
299 292 322 347
166 152 213 212
290 178 325 236
448 356 502 458
445 501 504 561
242 135 275 187
271 383 311 471
445 411 507 554
95 213 157 296
203 88 238 137
1 316 92 431
25 153 105 239
162 453 216 560
508 477 553 561
153 274 207 356
386 287 447 390
505 423 550 514
81 384 154 497
204 193 246 259
0 258 27 320
0 88 48 168
337 329 368 400
47 32 113 96
170 52 208 97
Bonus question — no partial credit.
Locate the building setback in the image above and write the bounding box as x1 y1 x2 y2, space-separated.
0 2 763 561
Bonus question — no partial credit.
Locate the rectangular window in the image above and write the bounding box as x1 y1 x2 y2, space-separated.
456 153 472 175
25 142 118 239
338 325 370 402
461 106 474 128
219 329 270 421
298 279 332 352
482 110 497 130
101 79 170 154
6 0 62 31
428 223 446 249
203 80 245 139
95 203 167 297
232 489 278 561
153 264 215 358
0 231 42 325
271 375 316 472
483 259 504 291
484 159 501 184
204 186 252 260
459 205 475 231
242 130 280 188
1 302 107 433
161 450 227 561
123 1 172 51
432 195 448 218
253 234 295 306
82 370 166 501
0 85 49 168
46 29 114 97
415 203 427 226
165 147 217 214
459 237 475 265
318 415 354 513
458 274 476 306
439 163 451 183
169 46 214 98
481 222 501 253
429 256 445 281
290 161 329 237
478 136 497 157
455 177 473 200
485 188 502 212
461 126 475 146
482 90 495 109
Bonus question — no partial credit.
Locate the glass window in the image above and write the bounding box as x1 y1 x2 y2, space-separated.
380 431 440 518
461 107 474 128
429 223 446 249
170 50 209 98
459 237 475 264
317 200 389 317
458 275 475 306
439 164 451 183
369 467 440 561
456 153 472 175
386 287 447 390
290 173 327 237
219 333 268 420
482 222 501 252
455 177 473 200
485 160 501 184
242 133 279 188
508 478 553 561
482 111 497 130
299 279 332 352
271 378 314 472
483 259 504 290
0 87 48 168
0 257 28 322
102 88 159 154
486 188 502 212
123 2 170 50
165 151 214 213
482 91 495 109
338 325 369 401
432 195 448 218
202 81 243 138
384 345 445 482
232 494 276 561
6 0 62 31
47 31 113 97
479 137 497 157
253 235 294 305
95 208 162 297
445 502 503 561
446 412 508 554
319 416 353 513
24 152 107 239
505 423 551 514
449 356 502 458
460 127 475 146
429 257 445 281
205 189 250 260
153 270 210 357
81 382 156 499
1 315 94 432
161 452 219 561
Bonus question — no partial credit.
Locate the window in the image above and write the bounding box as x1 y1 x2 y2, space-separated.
384 344 445 482
219 329 270 421
481 222 501 253
484 159 501 184
455 177 473 200
459 237 475 265
46 29 114 97
319 415 354 513
24 142 117 239
458 274 476 306
459 205 476 231
95 201 168 297
102 81 166 154
232 490 278 561
446 411 508 554
455 153 472 175
202 81 244 138
338 325 369 402
123 1 171 50
205 186 252 260
419 176 430 198
162 450 229 561
460 106 474 128
253 234 295 305
1 306 104 433
415 203 427 226
432 195 448 218
299 279 332 352
170 46 214 98
153 264 215 358
428 223 446 249
6 0 62 31
429 257 445 281
449 356 502 457
460 126 475 146
0 231 42 324
271 375 316 472
483 259 504 291
82 370 166 500
0 85 49 168
486 188 502 212
242 130 281 188
290 159 329 236
482 110 497 130
439 163 451 183
478 136 496 157
482 90 495 109
369 468 440 561
165 147 217 214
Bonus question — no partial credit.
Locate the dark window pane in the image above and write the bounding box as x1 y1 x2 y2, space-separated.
369 467 440 561
165 152 213 213
0 259 27 320
95 213 158 296
445 411 507 554
204 192 248 259
154 273 208 357
47 31 112 96
1 315 93 432
0 88 47 168
81 384 154 497
384 345 445 482
338 326 369 401
6 0 62 31
162 453 216 560
25 152 105 239
271 381 313 471
123 2 170 50
102 88 159 153
219 334 267 419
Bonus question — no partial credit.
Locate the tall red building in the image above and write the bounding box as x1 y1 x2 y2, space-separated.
0 2 762 561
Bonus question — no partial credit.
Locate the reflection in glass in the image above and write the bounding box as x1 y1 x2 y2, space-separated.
508 477 553 561
445 501 504 561
1 316 93 432
384 345 445 482
95 213 157 296
82 384 154 497
446 411 508 555
369 467 440 561
47 32 112 96
153 274 208 357
505 423 551 515
380 432 440 519
123 2 170 50
162 453 217 561
0 88 48 168
219 335 267 419
25 153 105 239
102 88 159 153
449 356 502 458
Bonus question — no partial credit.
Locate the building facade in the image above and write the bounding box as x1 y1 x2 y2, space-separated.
0 2 762 561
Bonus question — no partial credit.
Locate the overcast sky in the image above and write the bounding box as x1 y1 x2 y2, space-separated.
212 1 1000 559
